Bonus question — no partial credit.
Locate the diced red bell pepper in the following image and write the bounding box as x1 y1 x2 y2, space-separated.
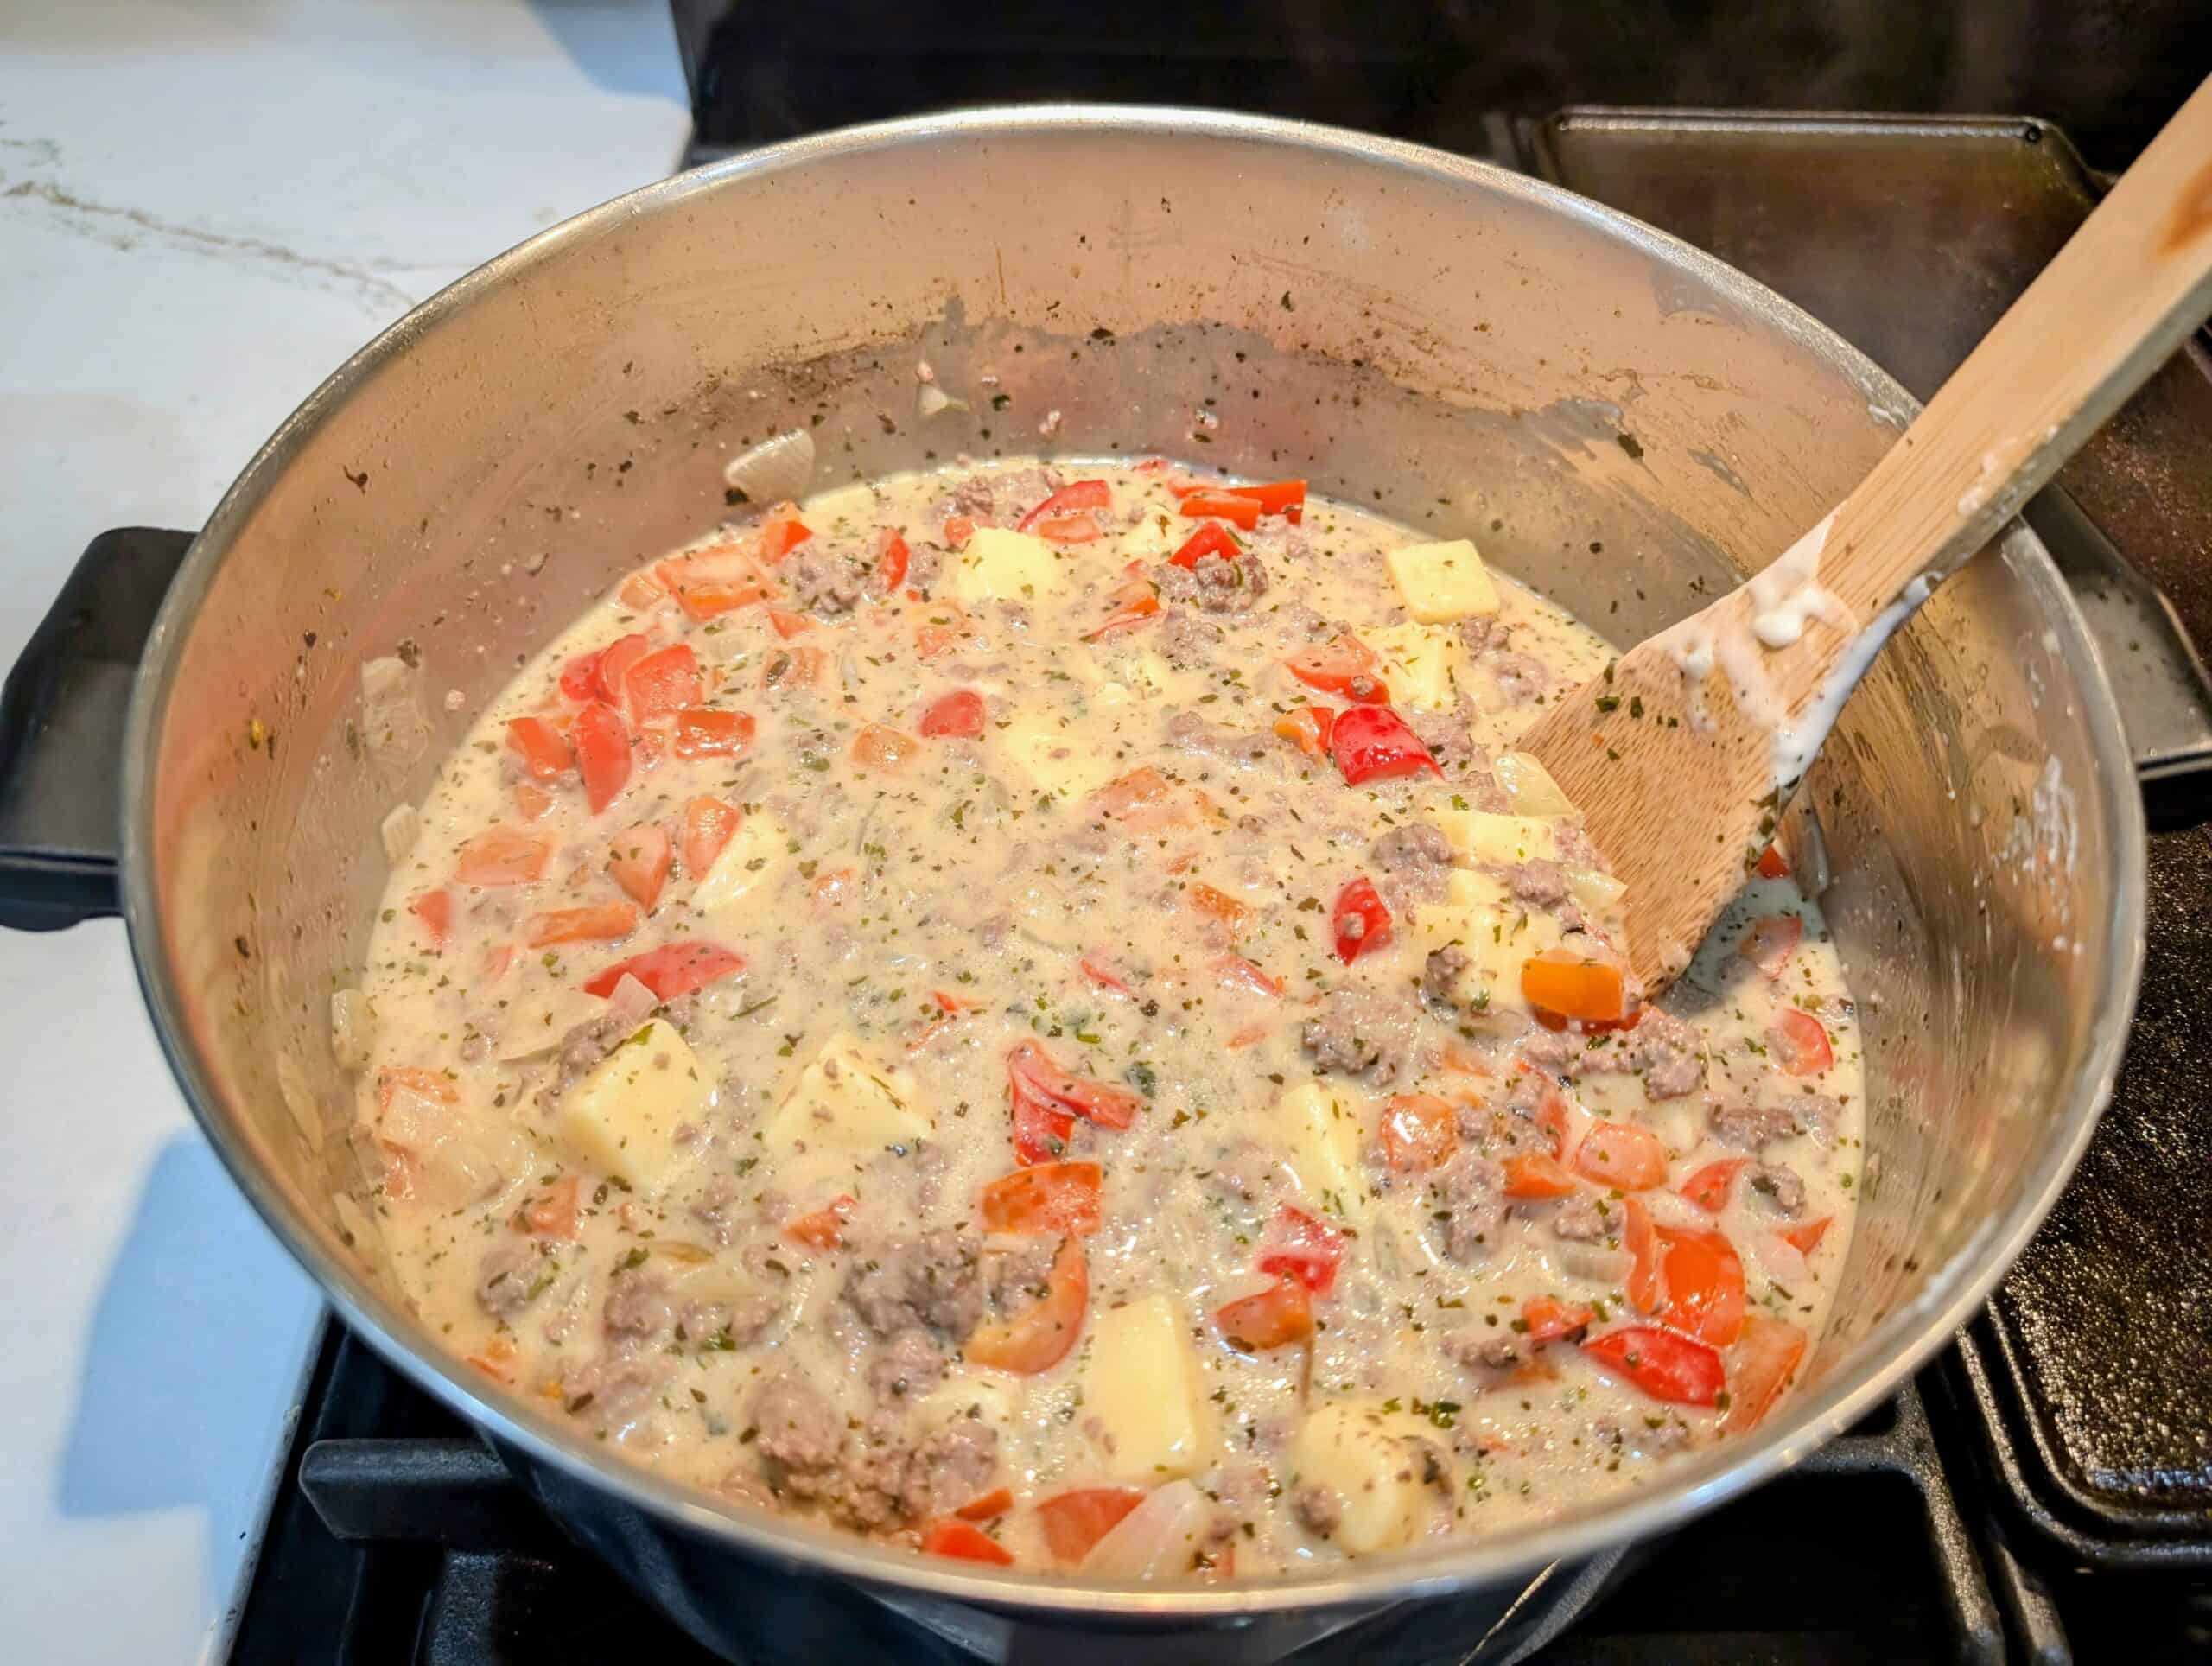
1015 480 1110 532
1502 1152 1581 1199
455 826 552 887
1255 1205 1347 1295
1624 1196 1664 1312
1034 1487 1145 1565
1777 1215 1834 1256
1581 1325 1726 1407
919 1518 1014 1566
953 1487 1013 1523
593 633 652 706
1225 479 1307 524
582 940 745 1000
1006 1042 1141 1131
1330 704 1442 785
1522 1295 1596 1345
625 644 700 722
978 1161 1103 1236
1724 1313 1808 1433
672 707 755 760
1571 1119 1670 1190
963 1236 1088 1373
756 512 814 563
505 716 574 781
871 528 910 593
558 652 601 701
1285 634 1389 703
1738 913 1803 979
1755 843 1790 878
1083 567 1161 641
918 688 988 739
607 823 671 911
572 701 633 814
1330 875 1394 964
409 888 454 948
765 607 814 639
680 796 739 877
1167 522 1239 569
525 902 639 948
1212 954 1285 998
783 1194 856 1250
1273 706 1337 760
1679 1157 1750 1213
1078 951 1133 995
1176 491 1261 530
1652 1224 1746 1347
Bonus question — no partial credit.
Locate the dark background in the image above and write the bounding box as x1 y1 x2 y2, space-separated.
671 0 2209 169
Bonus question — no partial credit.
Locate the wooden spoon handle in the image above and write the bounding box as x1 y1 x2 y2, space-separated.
1822 75 2212 621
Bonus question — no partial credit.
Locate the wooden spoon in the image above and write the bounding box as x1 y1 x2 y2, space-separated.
1520 73 2212 995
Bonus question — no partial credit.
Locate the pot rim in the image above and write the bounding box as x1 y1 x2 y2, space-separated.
120 102 2146 1618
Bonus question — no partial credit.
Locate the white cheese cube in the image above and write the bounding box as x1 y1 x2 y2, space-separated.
1384 538 1500 623
692 811 789 914
1077 1294 1216 1483
947 527 1071 602
556 1018 711 1192
1287 1398 1448 1555
761 1033 931 1155
1271 1080 1372 1221
1365 623 1466 710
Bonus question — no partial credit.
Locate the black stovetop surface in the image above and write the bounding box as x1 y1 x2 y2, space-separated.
213 101 2212 1666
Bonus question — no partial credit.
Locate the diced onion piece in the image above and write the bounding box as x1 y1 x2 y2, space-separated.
1078 1480 1213 1580
1494 749 1577 817
379 803 421 862
721 429 815 504
359 654 430 777
606 971 658 1021
1556 1240 1633 1286
330 989 377 1071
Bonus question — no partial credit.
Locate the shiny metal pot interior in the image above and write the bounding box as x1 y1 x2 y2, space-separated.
122 107 2141 1659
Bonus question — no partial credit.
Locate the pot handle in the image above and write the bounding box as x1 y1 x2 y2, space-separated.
0 527 194 931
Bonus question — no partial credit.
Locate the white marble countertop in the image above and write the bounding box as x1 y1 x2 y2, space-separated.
0 3 690 1657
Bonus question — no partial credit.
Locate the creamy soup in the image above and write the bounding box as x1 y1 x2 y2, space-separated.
352 459 1862 1577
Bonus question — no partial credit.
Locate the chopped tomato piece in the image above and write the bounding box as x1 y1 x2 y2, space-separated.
558 652 601 701
978 1161 1103 1236
607 823 671 911
764 607 813 639
378 1065 459 1110
525 902 639 948
582 940 744 1000
918 1518 1014 1565
1032 512 1102 544
1167 522 1239 569
1755 843 1790 879
1225 479 1307 524
1214 1277 1314 1351
918 689 988 739
1176 490 1261 530
672 576 774 620
680 796 740 877
1773 1008 1834 1077
1034 1487 1146 1564
963 1236 1087 1373
1285 634 1389 703
625 644 700 722
1777 1216 1834 1256
1014 480 1110 532
1572 1119 1669 1190
1330 875 1394 964
871 528 911 593
953 1486 1014 1523
1582 1326 1726 1408
572 701 633 814
1187 882 1253 931
1724 1313 1809 1433
1680 1157 1750 1213
1522 951 1629 1024
1255 1205 1347 1295
850 722 915 769
1738 913 1804 979
1083 568 1161 640
505 716 574 781
1502 1151 1582 1199
1273 706 1337 760
763 645 829 690
456 826 551 887
942 514 976 548
1006 1042 1141 1131
1379 1094 1459 1172
516 1174 581 1239
593 633 652 706
512 782 554 821
1330 704 1441 785
1212 954 1285 997
755 511 814 563
672 707 755 760
409 888 454 948
784 1194 856 1250
1624 1196 1664 1312
1653 1224 1746 1346
1009 1084 1076 1167
1522 1295 1596 1345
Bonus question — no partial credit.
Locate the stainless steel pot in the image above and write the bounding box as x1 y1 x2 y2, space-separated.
1 106 2156 1660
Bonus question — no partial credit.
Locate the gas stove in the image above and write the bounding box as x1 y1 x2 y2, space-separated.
163 102 2210 1666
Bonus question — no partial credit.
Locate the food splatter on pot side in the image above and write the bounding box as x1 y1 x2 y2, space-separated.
350 459 1862 1576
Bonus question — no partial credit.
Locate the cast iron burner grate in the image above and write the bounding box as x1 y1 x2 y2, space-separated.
230 1324 2002 1666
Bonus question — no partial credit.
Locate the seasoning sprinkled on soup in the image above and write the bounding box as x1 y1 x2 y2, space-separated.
352 459 1861 1575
